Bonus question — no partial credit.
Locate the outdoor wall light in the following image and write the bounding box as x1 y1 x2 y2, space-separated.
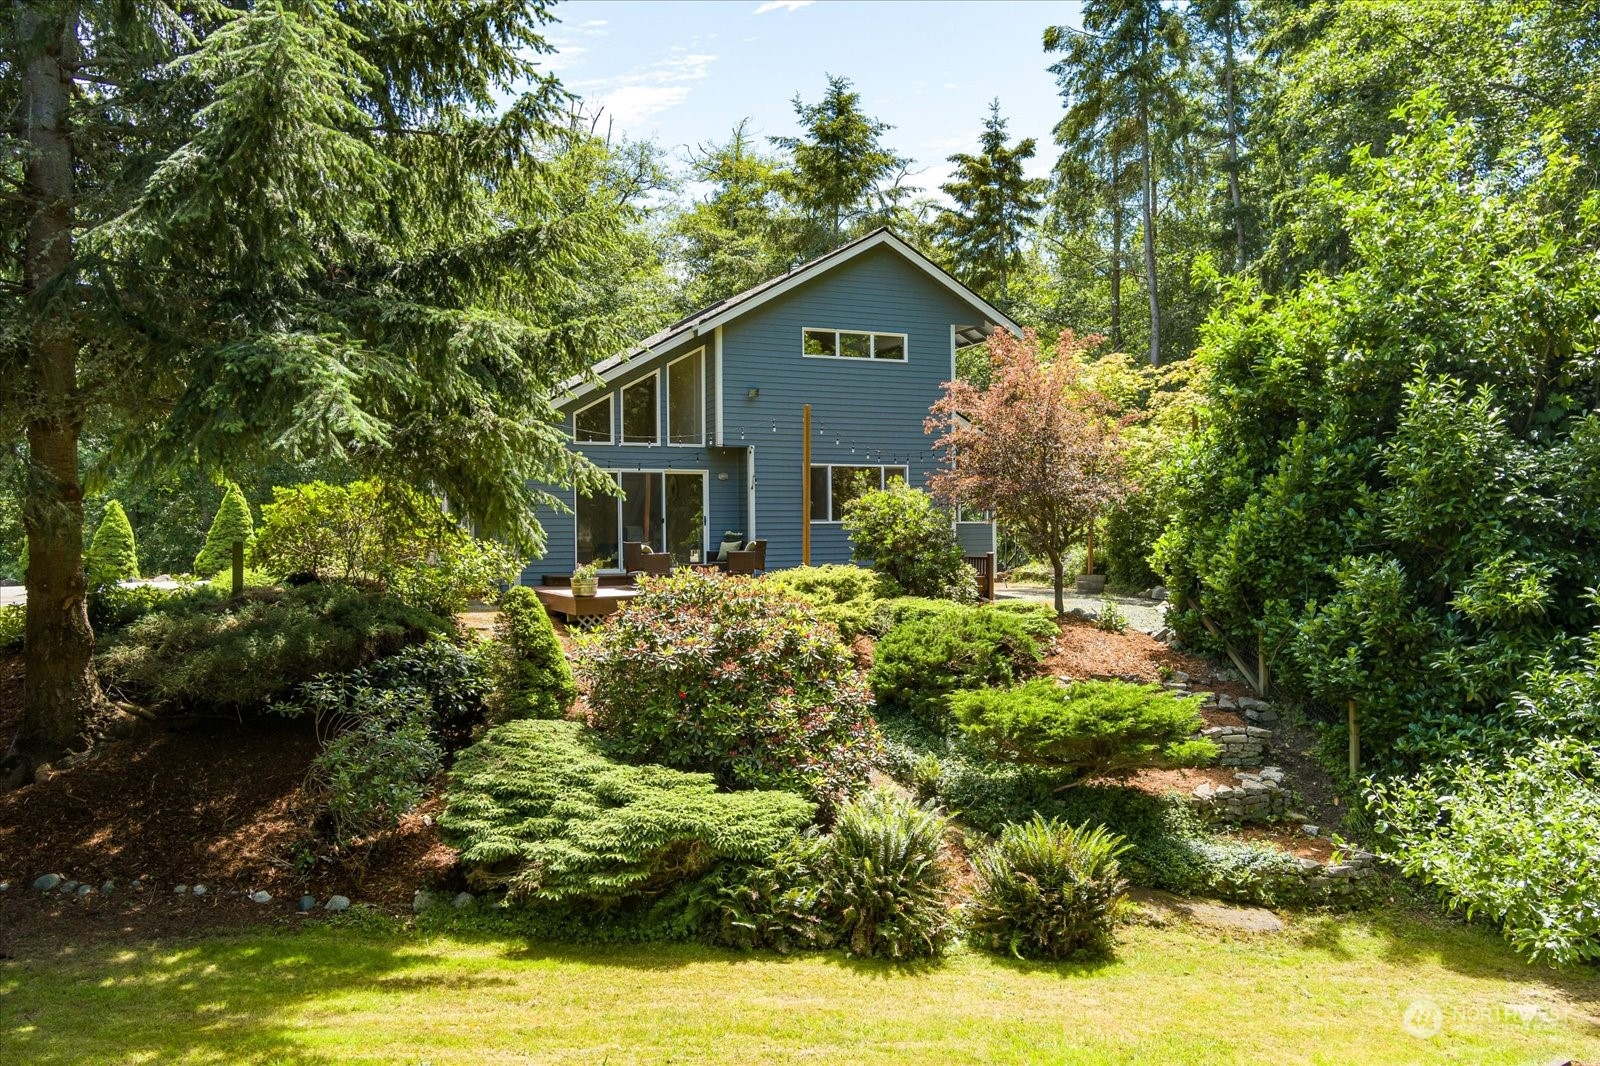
717 472 730 481
747 387 760 400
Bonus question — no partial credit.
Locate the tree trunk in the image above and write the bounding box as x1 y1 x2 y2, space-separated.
1048 550 1066 617
1139 106 1160 368
14 5 102 769
1109 187 1124 352
1224 7 1244 271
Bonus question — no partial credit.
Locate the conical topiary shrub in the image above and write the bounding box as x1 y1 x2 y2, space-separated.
194 482 254 577
86 500 140 587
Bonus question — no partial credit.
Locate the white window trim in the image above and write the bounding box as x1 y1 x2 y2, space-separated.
666 346 707 448
808 463 911 524
572 393 614 446
575 469 709 572
800 328 909 364
618 371 661 446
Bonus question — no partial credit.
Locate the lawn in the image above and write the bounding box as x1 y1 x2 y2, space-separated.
3 908 1597 1065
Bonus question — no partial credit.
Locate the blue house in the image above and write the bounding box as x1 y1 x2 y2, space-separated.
519 228 1017 583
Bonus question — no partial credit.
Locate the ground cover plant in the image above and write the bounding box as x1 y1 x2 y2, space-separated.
98 583 446 711
869 606 1045 726
952 679 1217 780
579 570 882 805
440 719 814 906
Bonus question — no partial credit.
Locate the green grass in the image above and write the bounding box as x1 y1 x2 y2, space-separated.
3 907 1597 1064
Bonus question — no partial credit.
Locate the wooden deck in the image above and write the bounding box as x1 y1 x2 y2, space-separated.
533 584 639 622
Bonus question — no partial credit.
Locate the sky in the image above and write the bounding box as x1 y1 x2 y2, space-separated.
537 0 1086 203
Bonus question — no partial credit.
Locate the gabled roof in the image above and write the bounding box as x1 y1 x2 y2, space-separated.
558 228 1021 405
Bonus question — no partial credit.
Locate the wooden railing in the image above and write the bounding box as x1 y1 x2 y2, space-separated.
965 552 996 601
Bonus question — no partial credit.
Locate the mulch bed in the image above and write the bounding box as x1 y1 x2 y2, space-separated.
0 674 459 957
1040 618 1253 697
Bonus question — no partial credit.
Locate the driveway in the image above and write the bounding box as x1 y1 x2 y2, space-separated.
994 582 1170 634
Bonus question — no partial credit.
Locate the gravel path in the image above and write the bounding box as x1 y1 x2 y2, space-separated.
994 582 1171 634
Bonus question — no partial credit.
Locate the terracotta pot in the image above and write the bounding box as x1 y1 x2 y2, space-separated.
570 577 598 597
1075 573 1107 594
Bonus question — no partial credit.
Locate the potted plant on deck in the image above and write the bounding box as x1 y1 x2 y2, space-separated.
571 559 603 597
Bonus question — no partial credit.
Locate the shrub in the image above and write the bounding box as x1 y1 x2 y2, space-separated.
764 564 900 606
966 816 1129 960
206 566 276 592
252 479 519 614
706 834 831 953
98 583 446 711
86 500 140 588
0 603 22 652
881 595 966 628
492 585 576 721
1368 738 1600 966
87 583 180 632
869 607 1045 726
1094 598 1129 633
842 481 975 600
579 570 882 806
819 788 953 959
193 482 255 578
990 600 1062 642
306 687 443 847
952 679 1217 781
439 719 815 906
285 637 494 752
765 564 901 640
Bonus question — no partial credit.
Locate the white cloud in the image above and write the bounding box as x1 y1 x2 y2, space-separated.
578 50 719 127
753 0 815 13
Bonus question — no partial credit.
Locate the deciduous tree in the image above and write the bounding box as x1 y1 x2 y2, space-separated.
927 329 1131 614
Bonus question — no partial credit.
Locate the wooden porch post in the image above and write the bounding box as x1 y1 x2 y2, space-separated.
801 403 812 565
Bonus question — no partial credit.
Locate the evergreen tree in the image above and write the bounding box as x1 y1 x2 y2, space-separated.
1187 0 1258 271
193 483 255 578
672 120 796 307
935 102 1047 303
86 502 139 588
1047 0 1190 366
771 75 911 254
2 2 631 766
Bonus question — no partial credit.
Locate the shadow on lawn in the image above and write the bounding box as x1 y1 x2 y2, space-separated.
0 933 432 1065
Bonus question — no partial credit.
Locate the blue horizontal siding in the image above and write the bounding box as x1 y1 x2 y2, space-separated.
521 244 992 579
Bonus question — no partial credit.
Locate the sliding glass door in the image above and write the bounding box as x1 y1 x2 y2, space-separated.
576 471 706 567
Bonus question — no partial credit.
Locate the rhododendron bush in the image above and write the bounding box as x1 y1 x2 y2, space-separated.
927 329 1131 614
577 569 882 807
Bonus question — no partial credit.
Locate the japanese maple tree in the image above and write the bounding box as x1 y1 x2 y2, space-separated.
927 329 1131 615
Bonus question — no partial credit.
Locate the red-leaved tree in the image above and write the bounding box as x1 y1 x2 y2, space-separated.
926 329 1131 615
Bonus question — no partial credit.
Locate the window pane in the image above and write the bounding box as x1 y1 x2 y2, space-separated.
621 377 657 443
803 329 836 356
667 351 703 445
575 398 610 443
575 475 619 567
809 466 829 521
620 472 665 552
886 466 908 488
872 334 905 360
830 466 875 521
666 473 704 564
839 332 871 359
